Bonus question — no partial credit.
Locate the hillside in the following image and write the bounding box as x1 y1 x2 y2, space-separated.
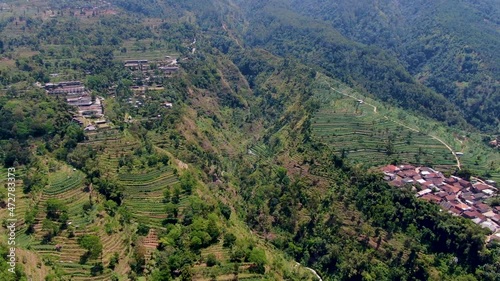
0 0 499 281
286 0 500 131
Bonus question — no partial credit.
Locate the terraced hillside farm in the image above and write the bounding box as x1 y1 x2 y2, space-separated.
19 165 128 280
113 39 179 61
80 129 141 173
312 85 456 170
118 167 179 228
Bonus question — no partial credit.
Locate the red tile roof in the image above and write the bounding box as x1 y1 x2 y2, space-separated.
475 203 491 213
444 177 458 184
473 183 491 191
421 194 442 204
455 203 470 211
382 165 399 173
436 191 448 198
445 195 457 202
431 178 444 186
449 207 462 215
458 179 471 187
400 165 415 171
462 211 480 219
492 215 500 223
441 184 461 194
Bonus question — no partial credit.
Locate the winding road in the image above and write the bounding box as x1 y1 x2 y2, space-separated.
386 117 461 170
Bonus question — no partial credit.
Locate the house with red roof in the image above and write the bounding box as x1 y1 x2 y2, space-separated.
473 183 491 193
421 194 442 204
455 203 471 212
475 203 491 213
382 165 400 173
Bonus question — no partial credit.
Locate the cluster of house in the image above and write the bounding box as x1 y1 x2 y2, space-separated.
43 81 109 132
381 164 500 239
123 57 178 110
124 56 179 89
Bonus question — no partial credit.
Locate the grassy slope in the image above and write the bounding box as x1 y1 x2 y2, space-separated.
311 74 500 181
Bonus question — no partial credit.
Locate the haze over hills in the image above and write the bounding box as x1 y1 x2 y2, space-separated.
0 0 499 280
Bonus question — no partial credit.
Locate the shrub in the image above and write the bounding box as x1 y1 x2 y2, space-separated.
206 254 217 267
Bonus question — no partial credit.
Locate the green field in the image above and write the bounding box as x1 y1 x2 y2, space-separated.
113 38 179 61
10 164 125 280
118 167 179 228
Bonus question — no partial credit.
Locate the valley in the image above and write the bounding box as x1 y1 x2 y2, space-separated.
0 0 499 280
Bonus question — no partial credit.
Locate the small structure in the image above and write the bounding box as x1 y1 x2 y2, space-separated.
84 125 96 131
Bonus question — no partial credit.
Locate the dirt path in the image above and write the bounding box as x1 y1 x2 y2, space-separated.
385 117 461 169
329 86 377 113
326 83 461 169
430 135 461 169
295 262 322 281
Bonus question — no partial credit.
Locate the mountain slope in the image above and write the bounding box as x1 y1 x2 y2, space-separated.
0 0 499 280
286 0 500 131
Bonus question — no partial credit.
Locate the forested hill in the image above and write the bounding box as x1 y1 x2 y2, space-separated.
234 1 467 128
114 0 499 132
284 0 500 131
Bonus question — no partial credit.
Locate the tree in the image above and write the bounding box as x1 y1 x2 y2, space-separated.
108 252 119 269
42 219 59 242
46 198 68 221
207 214 220 243
179 172 197 195
78 235 103 259
206 254 217 267
455 168 472 181
219 202 231 220
223 233 237 248
104 200 118 216
247 248 266 274
95 178 124 204
137 223 150 236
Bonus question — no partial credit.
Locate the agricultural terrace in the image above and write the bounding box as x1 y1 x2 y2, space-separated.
80 129 141 172
113 38 179 61
311 82 456 170
118 167 179 228
23 164 127 279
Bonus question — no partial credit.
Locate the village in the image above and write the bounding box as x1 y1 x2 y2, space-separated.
40 56 179 132
381 164 500 241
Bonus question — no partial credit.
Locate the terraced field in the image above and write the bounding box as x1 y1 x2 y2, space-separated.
192 242 264 280
118 167 179 228
312 86 456 169
80 130 141 172
4 164 126 280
